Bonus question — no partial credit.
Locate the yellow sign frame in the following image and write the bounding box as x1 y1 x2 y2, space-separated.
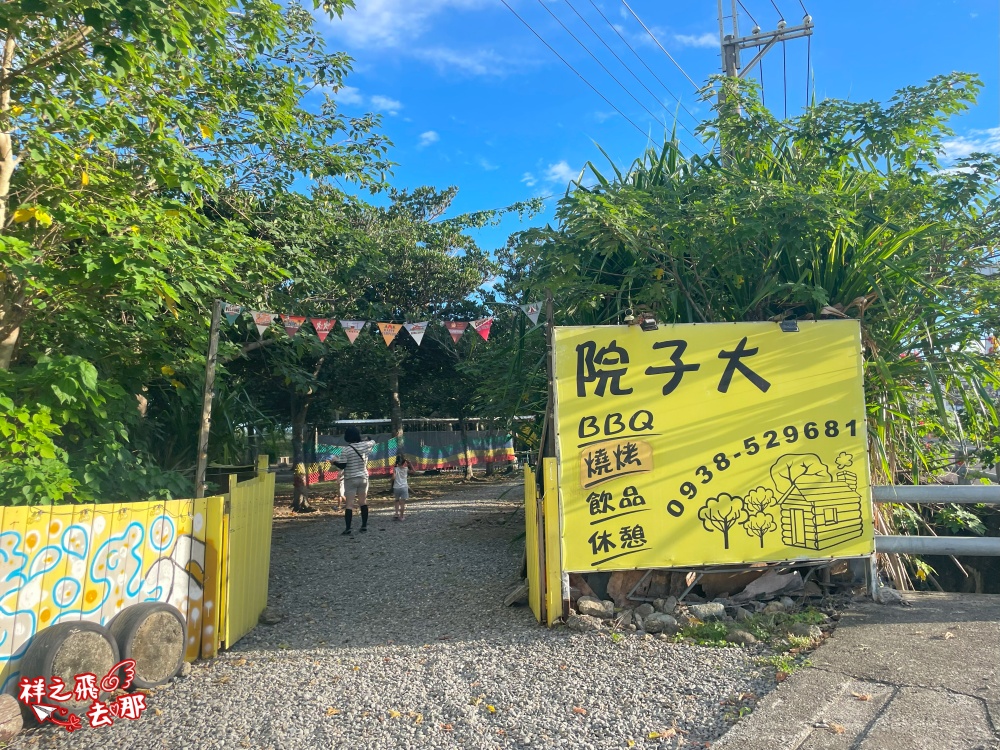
552 321 874 572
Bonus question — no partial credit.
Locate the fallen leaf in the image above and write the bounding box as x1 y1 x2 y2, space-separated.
233 659 247 667
573 706 587 715
775 672 789 682
627 741 636 748
487 705 496 714
469 696 483 706
388 710 401 719
497 729 506 736
215 675 230 685
941 631 955 640
559 665 568 670
277 642 290 650
353 666 360 671
851 692 872 701
828 723 846 735
440 723 453 731
414 713 424 725
153 708 163 717
470 680 482 687
648 731 661 739
325 707 341 717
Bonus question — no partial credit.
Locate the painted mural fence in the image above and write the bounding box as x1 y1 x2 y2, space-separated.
0 457 275 695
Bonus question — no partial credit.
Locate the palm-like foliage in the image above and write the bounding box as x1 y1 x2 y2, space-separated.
483 74 1000 583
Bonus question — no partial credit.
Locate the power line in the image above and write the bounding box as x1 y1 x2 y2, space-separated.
768 0 784 20
498 0 655 141
737 0 758 27
584 0 702 129
619 0 700 91
796 0 809 14
561 0 705 150
806 34 811 105
782 40 787 118
533 0 676 141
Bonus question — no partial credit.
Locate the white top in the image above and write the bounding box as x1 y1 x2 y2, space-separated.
343 440 376 479
393 465 409 489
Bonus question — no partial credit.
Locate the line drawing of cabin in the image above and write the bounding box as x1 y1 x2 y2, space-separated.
778 479 864 551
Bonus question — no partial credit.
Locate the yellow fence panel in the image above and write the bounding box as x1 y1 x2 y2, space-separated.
542 457 563 626
524 466 542 623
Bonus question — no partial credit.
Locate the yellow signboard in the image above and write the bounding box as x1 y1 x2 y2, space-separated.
552 321 874 572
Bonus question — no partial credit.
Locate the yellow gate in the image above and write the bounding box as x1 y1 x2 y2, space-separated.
220 456 276 649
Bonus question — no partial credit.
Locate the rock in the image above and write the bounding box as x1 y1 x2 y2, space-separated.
662 596 678 614
178 661 192 678
606 570 648 607
616 610 633 628
576 596 614 620
566 614 603 632
675 612 695 628
789 623 823 641
725 630 758 646
700 567 767 599
642 613 679 634
0 693 22 743
569 573 597 602
635 603 655 617
732 570 804 603
874 586 907 606
633 613 644 630
687 602 726 621
626 624 637 632
734 606 752 622
803 580 823 597
763 601 785 614
780 596 797 611
259 607 284 626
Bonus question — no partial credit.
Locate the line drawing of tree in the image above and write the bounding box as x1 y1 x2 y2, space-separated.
697 493 746 549
742 510 778 548
742 486 778 515
770 454 832 497
836 451 858 490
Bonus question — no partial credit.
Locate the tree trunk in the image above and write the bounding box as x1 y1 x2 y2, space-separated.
484 419 495 476
389 366 403 440
0 31 20 370
461 417 474 480
290 394 313 512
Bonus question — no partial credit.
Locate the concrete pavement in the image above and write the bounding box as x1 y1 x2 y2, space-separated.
716 592 1000 750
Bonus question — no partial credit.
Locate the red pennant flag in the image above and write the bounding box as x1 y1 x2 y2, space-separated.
377 322 401 346
281 315 306 337
251 311 276 336
310 318 336 342
472 317 493 341
340 320 366 344
444 321 468 344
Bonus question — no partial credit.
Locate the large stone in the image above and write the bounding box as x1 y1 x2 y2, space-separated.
788 623 823 641
566 614 603 632
732 570 804 603
635 603 655 618
780 596 797 611
569 573 597 603
576 596 614 620
726 630 758 646
642 613 679 634
0 694 21 743
734 606 753 622
700 566 768 599
688 602 726 621
763 601 786 614
655 596 678 614
606 570 647 607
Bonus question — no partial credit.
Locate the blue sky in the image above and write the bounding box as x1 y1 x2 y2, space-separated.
314 0 999 254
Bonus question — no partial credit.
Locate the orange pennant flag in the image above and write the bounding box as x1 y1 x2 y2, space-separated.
377 322 400 346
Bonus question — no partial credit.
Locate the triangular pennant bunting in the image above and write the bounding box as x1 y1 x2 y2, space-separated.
403 322 428 346
519 301 542 326
310 318 336 342
340 320 366 344
223 302 243 325
444 321 468 344
472 317 493 341
251 311 276 336
281 315 306 337
377 322 401 346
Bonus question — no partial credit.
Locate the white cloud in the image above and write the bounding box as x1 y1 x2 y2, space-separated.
674 32 717 48
322 0 486 48
418 130 440 148
370 95 403 115
477 157 499 171
544 161 580 184
521 172 538 187
594 110 617 123
413 47 512 76
332 85 364 106
942 127 1000 161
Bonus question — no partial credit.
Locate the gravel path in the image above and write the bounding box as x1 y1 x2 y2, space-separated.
16 481 776 750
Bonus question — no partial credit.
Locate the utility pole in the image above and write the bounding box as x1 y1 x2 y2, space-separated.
195 298 223 498
718 0 813 86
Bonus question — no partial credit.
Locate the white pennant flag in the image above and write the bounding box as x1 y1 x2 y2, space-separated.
404 322 429 346
520 301 542 326
251 311 276 336
340 320 367 344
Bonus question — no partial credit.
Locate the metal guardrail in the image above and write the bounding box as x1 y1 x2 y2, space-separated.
872 484 1000 556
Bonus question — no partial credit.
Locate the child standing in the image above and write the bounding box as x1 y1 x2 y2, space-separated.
393 454 414 520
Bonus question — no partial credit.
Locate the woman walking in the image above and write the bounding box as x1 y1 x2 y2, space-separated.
341 426 376 535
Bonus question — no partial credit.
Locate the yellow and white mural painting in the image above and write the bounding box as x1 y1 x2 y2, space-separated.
0 497 225 695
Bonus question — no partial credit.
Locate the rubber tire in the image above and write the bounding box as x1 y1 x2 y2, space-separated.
109 602 187 689
18 620 120 720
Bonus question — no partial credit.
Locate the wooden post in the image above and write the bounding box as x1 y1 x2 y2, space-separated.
535 290 556 494
195 298 223 499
